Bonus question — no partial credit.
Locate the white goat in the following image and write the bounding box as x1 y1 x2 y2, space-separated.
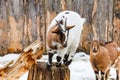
46 10 86 69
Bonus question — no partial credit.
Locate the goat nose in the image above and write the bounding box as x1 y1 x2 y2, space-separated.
63 43 67 47
93 48 97 53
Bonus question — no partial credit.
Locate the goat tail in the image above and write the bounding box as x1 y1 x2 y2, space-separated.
81 18 86 24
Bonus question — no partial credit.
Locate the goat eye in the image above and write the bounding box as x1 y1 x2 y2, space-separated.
65 12 69 14
59 20 63 24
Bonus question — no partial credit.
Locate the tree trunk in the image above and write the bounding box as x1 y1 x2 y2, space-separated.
0 0 46 55
113 0 120 47
0 0 120 55
113 1 120 79
78 0 114 53
28 62 70 80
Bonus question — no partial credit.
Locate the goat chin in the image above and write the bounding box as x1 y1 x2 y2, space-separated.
92 52 98 56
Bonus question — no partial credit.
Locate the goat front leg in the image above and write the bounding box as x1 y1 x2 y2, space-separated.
63 50 70 64
98 71 102 80
46 52 54 69
116 69 119 80
65 46 77 66
63 54 69 64
56 49 66 67
104 68 110 80
95 71 103 80
64 52 75 66
64 47 77 66
56 56 62 67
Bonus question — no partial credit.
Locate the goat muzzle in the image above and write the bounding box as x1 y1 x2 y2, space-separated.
63 42 67 47
93 48 97 53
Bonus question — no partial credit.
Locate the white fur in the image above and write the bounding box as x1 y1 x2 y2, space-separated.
52 41 62 48
117 47 120 52
47 10 86 64
108 67 117 80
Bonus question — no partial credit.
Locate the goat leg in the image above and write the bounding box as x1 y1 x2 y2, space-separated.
65 59 72 66
56 56 62 67
64 54 74 66
46 53 54 69
63 54 69 64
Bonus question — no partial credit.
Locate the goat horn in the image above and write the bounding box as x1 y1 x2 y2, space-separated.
55 19 63 31
65 18 67 31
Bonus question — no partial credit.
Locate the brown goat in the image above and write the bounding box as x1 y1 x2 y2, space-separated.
90 40 119 80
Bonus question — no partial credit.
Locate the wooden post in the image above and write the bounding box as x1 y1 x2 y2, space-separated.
28 62 70 80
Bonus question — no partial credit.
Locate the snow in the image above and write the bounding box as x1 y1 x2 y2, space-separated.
19 71 29 80
108 67 117 80
0 52 117 80
0 54 20 67
69 52 96 80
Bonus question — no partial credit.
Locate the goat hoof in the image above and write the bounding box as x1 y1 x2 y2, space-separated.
46 63 52 70
65 59 72 66
63 54 69 63
56 63 61 67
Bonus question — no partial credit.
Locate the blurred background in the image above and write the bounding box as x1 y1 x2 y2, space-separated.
0 0 120 55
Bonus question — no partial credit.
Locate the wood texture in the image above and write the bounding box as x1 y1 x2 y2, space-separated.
0 39 44 80
28 62 70 80
0 0 120 55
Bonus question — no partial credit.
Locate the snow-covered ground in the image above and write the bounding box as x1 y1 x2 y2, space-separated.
0 54 20 67
0 52 117 80
69 52 96 80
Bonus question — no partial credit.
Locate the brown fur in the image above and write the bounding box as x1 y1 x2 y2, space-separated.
104 42 119 65
90 45 111 73
47 26 65 49
90 40 119 79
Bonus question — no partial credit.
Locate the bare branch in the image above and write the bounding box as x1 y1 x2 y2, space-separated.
92 0 98 40
92 24 98 40
92 0 97 18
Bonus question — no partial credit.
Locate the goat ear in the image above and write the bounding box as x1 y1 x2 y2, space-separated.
52 26 60 33
66 25 75 30
99 41 105 46
88 40 91 44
